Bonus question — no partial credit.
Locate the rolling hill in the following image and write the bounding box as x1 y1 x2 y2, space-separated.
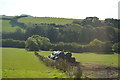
1 16 82 33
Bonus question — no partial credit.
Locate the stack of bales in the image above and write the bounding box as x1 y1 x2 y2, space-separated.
48 51 79 64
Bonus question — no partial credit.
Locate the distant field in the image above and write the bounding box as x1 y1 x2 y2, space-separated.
2 16 14 19
2 48 67 78
39 51 119 67
2 20 21 32
2 17 82 33
18 17 82 25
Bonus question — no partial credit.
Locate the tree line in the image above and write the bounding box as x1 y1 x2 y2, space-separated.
2 35 120 53
2 17 120 53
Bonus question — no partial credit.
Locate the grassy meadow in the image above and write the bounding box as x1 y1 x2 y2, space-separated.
2 47 119 78
2 48 67 78
2 16 82 33
39 51 119 67
2 20 20 33
18 17 82 25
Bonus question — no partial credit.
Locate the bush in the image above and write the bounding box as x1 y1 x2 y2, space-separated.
112 42 120 53
25 35 52 51
52 39 113 53
84 39 113 53
52 42 83 53
2 39 25 48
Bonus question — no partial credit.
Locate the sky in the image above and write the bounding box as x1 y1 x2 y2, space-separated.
0 0 119 20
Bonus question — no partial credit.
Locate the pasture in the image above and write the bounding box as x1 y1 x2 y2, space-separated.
39 51 119 67
2 48 119 78
2 20 21 33
2 48 67 78
18 17 82 25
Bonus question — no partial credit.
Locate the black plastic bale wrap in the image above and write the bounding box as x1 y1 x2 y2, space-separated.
48 51 79 64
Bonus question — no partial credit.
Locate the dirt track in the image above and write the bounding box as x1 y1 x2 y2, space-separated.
81 63 119 78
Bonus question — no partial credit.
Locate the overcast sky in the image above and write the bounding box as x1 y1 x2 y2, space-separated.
0 0 119 20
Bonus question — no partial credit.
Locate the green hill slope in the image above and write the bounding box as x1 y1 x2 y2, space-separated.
18 17 82 25
2 16 82 33
2 20 21 33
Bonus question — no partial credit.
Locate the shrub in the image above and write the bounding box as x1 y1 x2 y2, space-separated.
112 42 120 53
2 39 25 48
25 35 52 51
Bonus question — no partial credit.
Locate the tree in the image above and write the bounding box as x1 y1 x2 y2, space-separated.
25 35 51 51
84 39 105 52
112 42 120 53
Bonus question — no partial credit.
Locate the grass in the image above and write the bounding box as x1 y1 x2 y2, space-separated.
73 53 119 67
2 48 67 78
2 16 14 19
2 47 119 78
39 51 119 67
2 20 21 33
2 17 82 33
18 17 82 25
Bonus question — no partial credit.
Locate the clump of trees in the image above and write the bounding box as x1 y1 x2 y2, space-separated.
83 39 113 53
25 35 51 51
52 39 113 53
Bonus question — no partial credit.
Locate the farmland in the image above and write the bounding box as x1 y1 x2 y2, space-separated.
1 16 119 78
2 16 82 33
2 47 119 78
2 48 67 78
18 17 82 25
38 51 119 67
1 20 21 33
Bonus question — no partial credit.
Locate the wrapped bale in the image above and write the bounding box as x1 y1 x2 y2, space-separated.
68 57 76 63
48 54 55 60
65 52 72 58
48 51 79 64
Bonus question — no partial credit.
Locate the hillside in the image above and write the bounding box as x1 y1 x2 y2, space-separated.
18 17 82 25
1 16 82 33
1 20 20 32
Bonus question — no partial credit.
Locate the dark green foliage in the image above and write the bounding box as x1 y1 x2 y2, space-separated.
52 42 83 53
105 18 120 29
2 29 25 40
112 42 120 53
9 16 27 28
84 39 113 53
47 27 60 43
52 39 113 53
2 39 25 48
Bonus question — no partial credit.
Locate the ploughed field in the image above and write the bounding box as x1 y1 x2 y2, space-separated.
2 48 119 78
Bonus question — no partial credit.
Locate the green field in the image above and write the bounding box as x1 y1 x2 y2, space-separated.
2 17 82 33
18 17 82 25
39 51 119 67
2 20 21 32
2 16 14 19
2 48 67 78
2 48 119 78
